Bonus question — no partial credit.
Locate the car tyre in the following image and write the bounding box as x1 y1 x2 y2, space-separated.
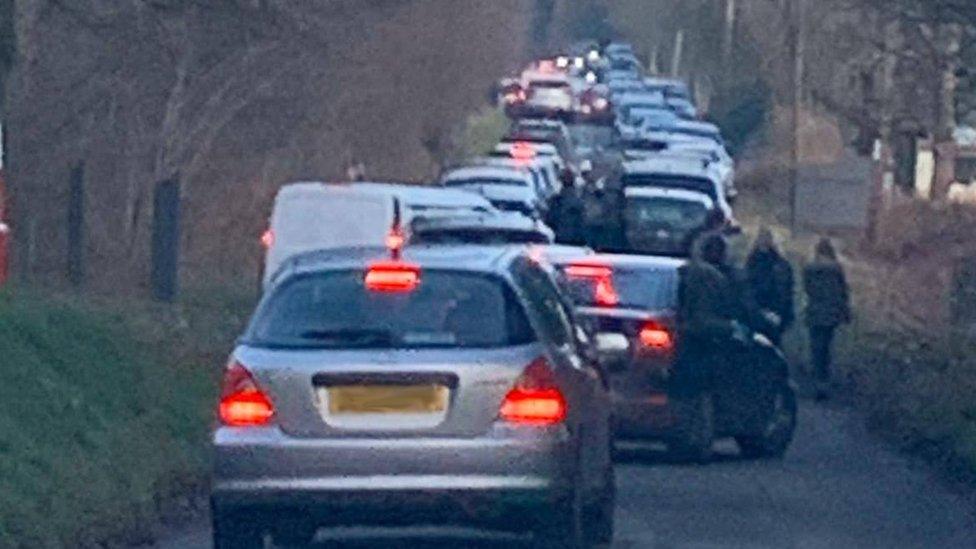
584 463 616 545
212 510 265 549
533 484 586 548
668 393 715 463
737 382 797 459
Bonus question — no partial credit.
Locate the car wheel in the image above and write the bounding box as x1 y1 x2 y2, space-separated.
533 484 586 548
212 510 265 549
736 382 797 459
584 464 616 545
668 393 715 463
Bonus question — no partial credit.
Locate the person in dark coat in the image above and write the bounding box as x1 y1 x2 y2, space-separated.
675 233 749 395
803 237 851 400
550 171 586 245
582 179 609 250
745 227 795 345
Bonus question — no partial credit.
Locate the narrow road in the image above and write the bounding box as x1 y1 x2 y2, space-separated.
150 401 976 548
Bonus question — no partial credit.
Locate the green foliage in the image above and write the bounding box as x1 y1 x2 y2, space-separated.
562 0 614 42
0 288 249 547
450 107 510 164
709 79 772 154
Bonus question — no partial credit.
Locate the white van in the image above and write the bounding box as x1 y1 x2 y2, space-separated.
262 182 495 287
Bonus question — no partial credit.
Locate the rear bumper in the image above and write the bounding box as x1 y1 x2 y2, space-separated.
211 424 574 525
613 392 677 440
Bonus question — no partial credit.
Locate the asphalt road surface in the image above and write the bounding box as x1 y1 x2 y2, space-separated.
150 401 976 549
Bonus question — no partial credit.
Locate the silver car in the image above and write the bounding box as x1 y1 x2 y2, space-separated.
211 245 615 548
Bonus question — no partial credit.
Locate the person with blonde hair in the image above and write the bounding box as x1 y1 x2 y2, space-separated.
802 237 851 400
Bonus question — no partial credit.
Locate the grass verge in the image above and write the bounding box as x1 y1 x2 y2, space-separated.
0 284 253 548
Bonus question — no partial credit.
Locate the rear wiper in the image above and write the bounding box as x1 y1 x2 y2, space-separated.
297 329 396 347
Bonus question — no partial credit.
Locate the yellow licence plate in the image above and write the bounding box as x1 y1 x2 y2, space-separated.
327 385 449 415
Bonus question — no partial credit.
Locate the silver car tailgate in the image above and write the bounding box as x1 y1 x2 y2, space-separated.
235 344 542 439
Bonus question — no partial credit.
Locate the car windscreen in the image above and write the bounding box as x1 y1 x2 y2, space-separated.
558 265 679 311
444 177 527 188
624 196 710 232
625 107 672 125
623 174 717 200
247 270 534 349
413 229 550 245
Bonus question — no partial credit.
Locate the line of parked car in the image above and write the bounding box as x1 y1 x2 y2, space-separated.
213 40 796 548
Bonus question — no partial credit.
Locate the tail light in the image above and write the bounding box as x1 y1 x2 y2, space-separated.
260 228 274 249
639 321 674 352
565 263 619 307
499 357 567 426
593 277 620 307
219 361 274 427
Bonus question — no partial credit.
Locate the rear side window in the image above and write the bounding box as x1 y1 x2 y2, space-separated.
512 260 576 347
413 229 550 245
247 270 534 349
558 265 679 311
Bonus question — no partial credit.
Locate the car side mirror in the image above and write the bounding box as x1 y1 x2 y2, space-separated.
724 223 743 236
595 332 630 373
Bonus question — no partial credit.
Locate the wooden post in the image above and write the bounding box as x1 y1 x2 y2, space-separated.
671 30 684 78
787 0 804 232
151 178 181 302
723 0 737 67
866 18 900 242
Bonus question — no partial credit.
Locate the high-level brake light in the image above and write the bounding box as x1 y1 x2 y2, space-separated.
499 357 567 426
364 261 421 293
510 142 537 162
564 264 612 280
219 361 275 427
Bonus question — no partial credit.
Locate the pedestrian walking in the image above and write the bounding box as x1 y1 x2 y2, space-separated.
745 227 795 345
803 237 851 400
550 170 586 245
582 179 609 250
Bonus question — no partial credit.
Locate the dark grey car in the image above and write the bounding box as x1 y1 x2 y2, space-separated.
547 253 797 463
211 246 614 548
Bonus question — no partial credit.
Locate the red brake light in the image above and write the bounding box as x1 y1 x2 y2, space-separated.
260 228 274 249
364 261 420 292
639 321 674 351
593 277 620 307
499 357 567 426
510 142 537 161
219 362 274 427
564 263 619 307
564 264 612 280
